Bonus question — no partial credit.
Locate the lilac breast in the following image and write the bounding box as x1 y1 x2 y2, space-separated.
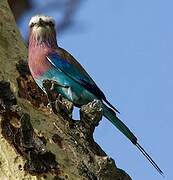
28 46 52 78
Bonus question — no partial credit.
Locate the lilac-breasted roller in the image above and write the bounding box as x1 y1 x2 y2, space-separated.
28 15 163 175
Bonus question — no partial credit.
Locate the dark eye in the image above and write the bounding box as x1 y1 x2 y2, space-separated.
30 22 36 27
47 21 54 27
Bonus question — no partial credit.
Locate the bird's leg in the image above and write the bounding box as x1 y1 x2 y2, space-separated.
46 81 68 113
49 81 69 90
43 80 73 118
43 80 59 114
49 81 73 118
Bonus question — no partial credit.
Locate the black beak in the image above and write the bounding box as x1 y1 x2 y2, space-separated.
38 18 45 26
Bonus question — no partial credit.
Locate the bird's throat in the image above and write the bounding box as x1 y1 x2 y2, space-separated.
29 27 57 48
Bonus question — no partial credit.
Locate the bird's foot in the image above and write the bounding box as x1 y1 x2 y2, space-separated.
50 81 69 90
43 80 73 118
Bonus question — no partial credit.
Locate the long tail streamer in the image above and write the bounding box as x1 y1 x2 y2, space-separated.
103 103 164 176
136 143 164 176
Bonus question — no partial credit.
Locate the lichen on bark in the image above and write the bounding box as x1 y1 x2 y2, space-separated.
0 0 132 179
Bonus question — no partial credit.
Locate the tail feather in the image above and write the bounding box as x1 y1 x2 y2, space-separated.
103 103 137 144
136 143 164 176
104 98 120 113
102 103 164 176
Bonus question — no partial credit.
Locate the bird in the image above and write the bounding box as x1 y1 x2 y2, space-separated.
28 15 163 176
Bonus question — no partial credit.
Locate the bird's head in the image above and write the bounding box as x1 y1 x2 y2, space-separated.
29 15 57 47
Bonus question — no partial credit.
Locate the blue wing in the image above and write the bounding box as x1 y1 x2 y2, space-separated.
47 51 105 99
47 49 119 113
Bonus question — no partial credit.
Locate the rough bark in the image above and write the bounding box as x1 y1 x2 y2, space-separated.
0 1 132 179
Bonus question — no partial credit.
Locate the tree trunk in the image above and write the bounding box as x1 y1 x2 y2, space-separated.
0 1 132 179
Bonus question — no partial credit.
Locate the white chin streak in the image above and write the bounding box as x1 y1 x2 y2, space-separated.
32 26 46 35
32 26 51 41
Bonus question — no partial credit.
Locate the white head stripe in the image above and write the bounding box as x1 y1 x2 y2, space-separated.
29 15 55 26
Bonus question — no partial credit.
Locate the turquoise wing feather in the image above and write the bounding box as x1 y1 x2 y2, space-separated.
46 50 120 113
47 51 106 100
45 50 163 175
